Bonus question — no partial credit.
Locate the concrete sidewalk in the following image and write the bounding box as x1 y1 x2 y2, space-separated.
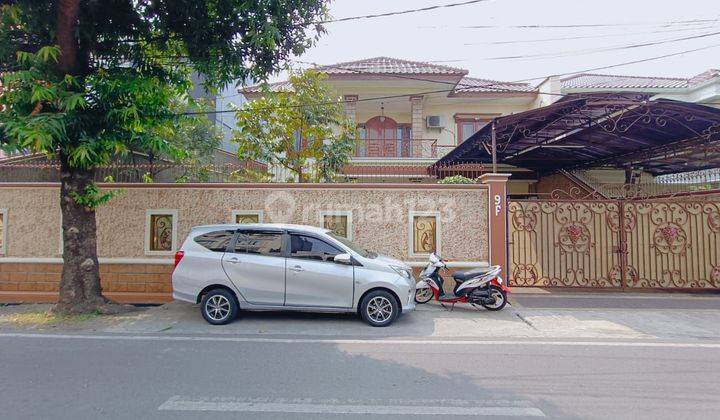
2 291 719 341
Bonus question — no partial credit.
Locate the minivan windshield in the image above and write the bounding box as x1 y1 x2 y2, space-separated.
328 232 377 259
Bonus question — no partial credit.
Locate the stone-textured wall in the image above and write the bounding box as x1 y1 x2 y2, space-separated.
0 183 489 262
0 187 60 257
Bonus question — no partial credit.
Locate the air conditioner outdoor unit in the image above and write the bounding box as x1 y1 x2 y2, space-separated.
426 115 444 129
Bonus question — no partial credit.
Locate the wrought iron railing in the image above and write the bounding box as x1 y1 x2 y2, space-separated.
0 161 268 183
595 182 720 199
568 169 720 199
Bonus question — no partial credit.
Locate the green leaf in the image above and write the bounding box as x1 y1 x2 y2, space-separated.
68 144 98 169
36 46 60 63
15 50 31 65
69 182 123 209
60 93 87 111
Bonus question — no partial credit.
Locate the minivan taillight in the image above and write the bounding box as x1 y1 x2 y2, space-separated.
173 251 185 270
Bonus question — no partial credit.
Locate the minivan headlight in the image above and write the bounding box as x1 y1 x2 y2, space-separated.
390 265 411 279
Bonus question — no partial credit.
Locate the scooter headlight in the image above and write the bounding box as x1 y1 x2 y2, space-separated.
390 265 411 279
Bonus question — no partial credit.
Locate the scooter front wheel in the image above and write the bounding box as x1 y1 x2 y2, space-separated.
414 288 433 304
479 286 507 311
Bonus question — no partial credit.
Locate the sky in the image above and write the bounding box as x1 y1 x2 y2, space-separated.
278 0 720 84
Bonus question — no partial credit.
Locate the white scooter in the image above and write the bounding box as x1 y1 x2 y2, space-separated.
414 253 509 311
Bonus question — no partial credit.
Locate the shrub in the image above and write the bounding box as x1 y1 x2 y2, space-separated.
438 175 476 184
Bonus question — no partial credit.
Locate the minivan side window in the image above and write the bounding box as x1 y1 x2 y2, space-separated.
289 234 342 262
194 230 234 252
234 231 282 257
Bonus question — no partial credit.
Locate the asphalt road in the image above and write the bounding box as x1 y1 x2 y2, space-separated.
1 331 719 420
2 293 720 420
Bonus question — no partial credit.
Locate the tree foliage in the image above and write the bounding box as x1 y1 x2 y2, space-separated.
234 69 356 182
0 0 329 312
1 1 328 170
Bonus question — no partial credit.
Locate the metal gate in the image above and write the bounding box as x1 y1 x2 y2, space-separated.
508 196 720 289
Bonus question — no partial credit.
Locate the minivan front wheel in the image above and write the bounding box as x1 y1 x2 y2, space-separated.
360 290 399 327
200 289 238 325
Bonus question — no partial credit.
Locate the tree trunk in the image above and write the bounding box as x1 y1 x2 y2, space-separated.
56 0 81 75
52 0 121 313
53 156 112 314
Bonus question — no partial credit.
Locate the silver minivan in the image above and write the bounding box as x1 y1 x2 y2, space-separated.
172 224 416 327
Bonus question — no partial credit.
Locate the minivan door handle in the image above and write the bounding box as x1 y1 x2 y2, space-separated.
226 257 240 263
289 265 304 272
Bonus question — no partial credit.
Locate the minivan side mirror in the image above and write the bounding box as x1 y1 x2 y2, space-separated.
333 253 352 265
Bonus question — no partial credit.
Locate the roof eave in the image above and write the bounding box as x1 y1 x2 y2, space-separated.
447 91 537 98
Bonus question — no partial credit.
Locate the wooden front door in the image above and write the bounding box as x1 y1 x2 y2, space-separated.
365 116 397 157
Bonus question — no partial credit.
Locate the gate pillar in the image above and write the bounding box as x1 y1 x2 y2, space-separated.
480 173 511 281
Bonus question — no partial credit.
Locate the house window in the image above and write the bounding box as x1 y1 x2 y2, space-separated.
145 210 177 254
232 210 264 224
321 211 352 240
409 212 441 256
456 117 490 143
0 209 6 255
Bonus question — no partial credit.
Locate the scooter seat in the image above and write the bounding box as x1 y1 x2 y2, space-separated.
453 267 491 282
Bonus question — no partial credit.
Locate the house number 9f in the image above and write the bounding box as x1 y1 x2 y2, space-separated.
494 194 502 216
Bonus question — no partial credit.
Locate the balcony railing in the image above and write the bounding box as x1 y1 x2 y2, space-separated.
354 138 452 159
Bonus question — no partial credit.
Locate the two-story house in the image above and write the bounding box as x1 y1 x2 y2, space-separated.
242 58 720 193
241 57 538 183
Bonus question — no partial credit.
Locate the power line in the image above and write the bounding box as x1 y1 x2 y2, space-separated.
315 0 491 24
463 25 715 46
523 43 720 80
456 18 719 30
144 0 492 28
144 27 720 70
169 43 720 117
479 30 720 61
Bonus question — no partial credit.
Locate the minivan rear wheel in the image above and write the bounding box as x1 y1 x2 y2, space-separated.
360 290 399 327
200 288 238 325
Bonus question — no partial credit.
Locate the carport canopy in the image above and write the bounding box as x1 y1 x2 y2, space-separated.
433 92 720 175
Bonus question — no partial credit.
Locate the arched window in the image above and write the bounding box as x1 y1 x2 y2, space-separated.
365 116 398 140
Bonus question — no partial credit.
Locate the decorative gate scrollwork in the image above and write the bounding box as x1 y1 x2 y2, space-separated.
508 200 622 288
508 196 720 289
623 201 720 288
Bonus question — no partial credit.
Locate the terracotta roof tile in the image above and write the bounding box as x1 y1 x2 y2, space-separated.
241 62 719 96
241 80 292 94
315 57 468 76
688 69 720 86
561 73 689 89
454 76 536 93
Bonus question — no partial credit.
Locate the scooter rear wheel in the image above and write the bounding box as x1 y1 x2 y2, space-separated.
414 288 433 304
479 286 507 311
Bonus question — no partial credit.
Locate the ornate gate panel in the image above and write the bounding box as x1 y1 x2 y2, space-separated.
508 196 720 289
508 200 623 287
623 200 720 288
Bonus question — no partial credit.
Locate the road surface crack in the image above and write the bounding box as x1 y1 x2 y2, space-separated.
515 311 538 330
